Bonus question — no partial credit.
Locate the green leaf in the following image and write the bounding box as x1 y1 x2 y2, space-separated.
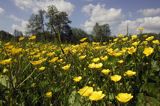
0 75 8 88
141 82 160 98
68 91 83 106
151 60 159 72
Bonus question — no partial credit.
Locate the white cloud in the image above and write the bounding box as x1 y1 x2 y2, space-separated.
9 15 23 22
0 7 4 14
117 16 160 34
138 8 160 17
14 0 74 15
82 4 123 33
11 20 28 34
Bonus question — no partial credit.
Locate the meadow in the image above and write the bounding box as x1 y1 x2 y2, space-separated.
0 34 160 106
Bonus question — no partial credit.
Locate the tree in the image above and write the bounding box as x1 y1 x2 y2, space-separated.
71 28 89 42
38 10 46 33
46 5 71 39
27 10 46 35
93 23 111 42
14 29 23 37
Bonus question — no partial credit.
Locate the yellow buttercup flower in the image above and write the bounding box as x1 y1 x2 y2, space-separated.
131 35 137 40
88 63 103 69
78 86 93 97
114 52 123 57
143 47 154 56
132 41 139 46
122 37 128 41
45 91 52 98
73 76 82 82
29 35 36 40
127 47 136 55
116 93 133 103
30 58 46 66
39 66 45 71
146 36 154 41
110 75 122 82
92 58 100 63
62 64 71 71
19 36 25 41
80 37 87 42
3 68 9 73
10 47 23 55
49 57 59 63
0 58 12 65
114 38 118 42
118 34 124 38
89 91 105 101
124 70 136 77
100 56 108 61
118 60 124 64
79 55 86 60
152 40 159 44
47 52 55 57
101 69 111 75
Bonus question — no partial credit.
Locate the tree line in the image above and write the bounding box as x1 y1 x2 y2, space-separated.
1 5 160 43
14 5 112 43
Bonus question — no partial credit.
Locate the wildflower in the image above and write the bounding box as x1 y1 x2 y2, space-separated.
124 70 136 77
73 76 82 82
19 36 25 41
142 41 148 45
57 59 63 62
110 75 122 82
122 37 128 41
30 60 44 66
127 47 136 55
78 86 93 97
10 47 23 55
62 64 71 71
0 58 12 65
80 37 87 42
146 36 154 41
47 52 55 57
118 60 124 64
3 68 9 73
79 55 86 60
39 66 45 71
100 56 108 61
114 38 118 42
101 69 111 75
88 63 103 69
131 35 137 40
116 93 133 103
132 41 139 46
92 58 100 63
118 34 124 38
49 57 59 63
152 40 159 44
143 47 154 56
89 91 105 101
45 91 52 98
114 52 123 57
29 35 36 40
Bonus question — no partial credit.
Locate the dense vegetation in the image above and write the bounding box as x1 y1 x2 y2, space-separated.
0 34 160 105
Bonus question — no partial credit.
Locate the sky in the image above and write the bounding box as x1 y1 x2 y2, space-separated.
0 0 160 35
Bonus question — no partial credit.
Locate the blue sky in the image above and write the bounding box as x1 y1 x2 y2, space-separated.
0 0 160 35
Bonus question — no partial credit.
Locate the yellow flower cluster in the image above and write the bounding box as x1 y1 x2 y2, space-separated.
88 63 103 69
78 86 105 101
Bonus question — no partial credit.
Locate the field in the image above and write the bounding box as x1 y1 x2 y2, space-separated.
0 35 160 106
